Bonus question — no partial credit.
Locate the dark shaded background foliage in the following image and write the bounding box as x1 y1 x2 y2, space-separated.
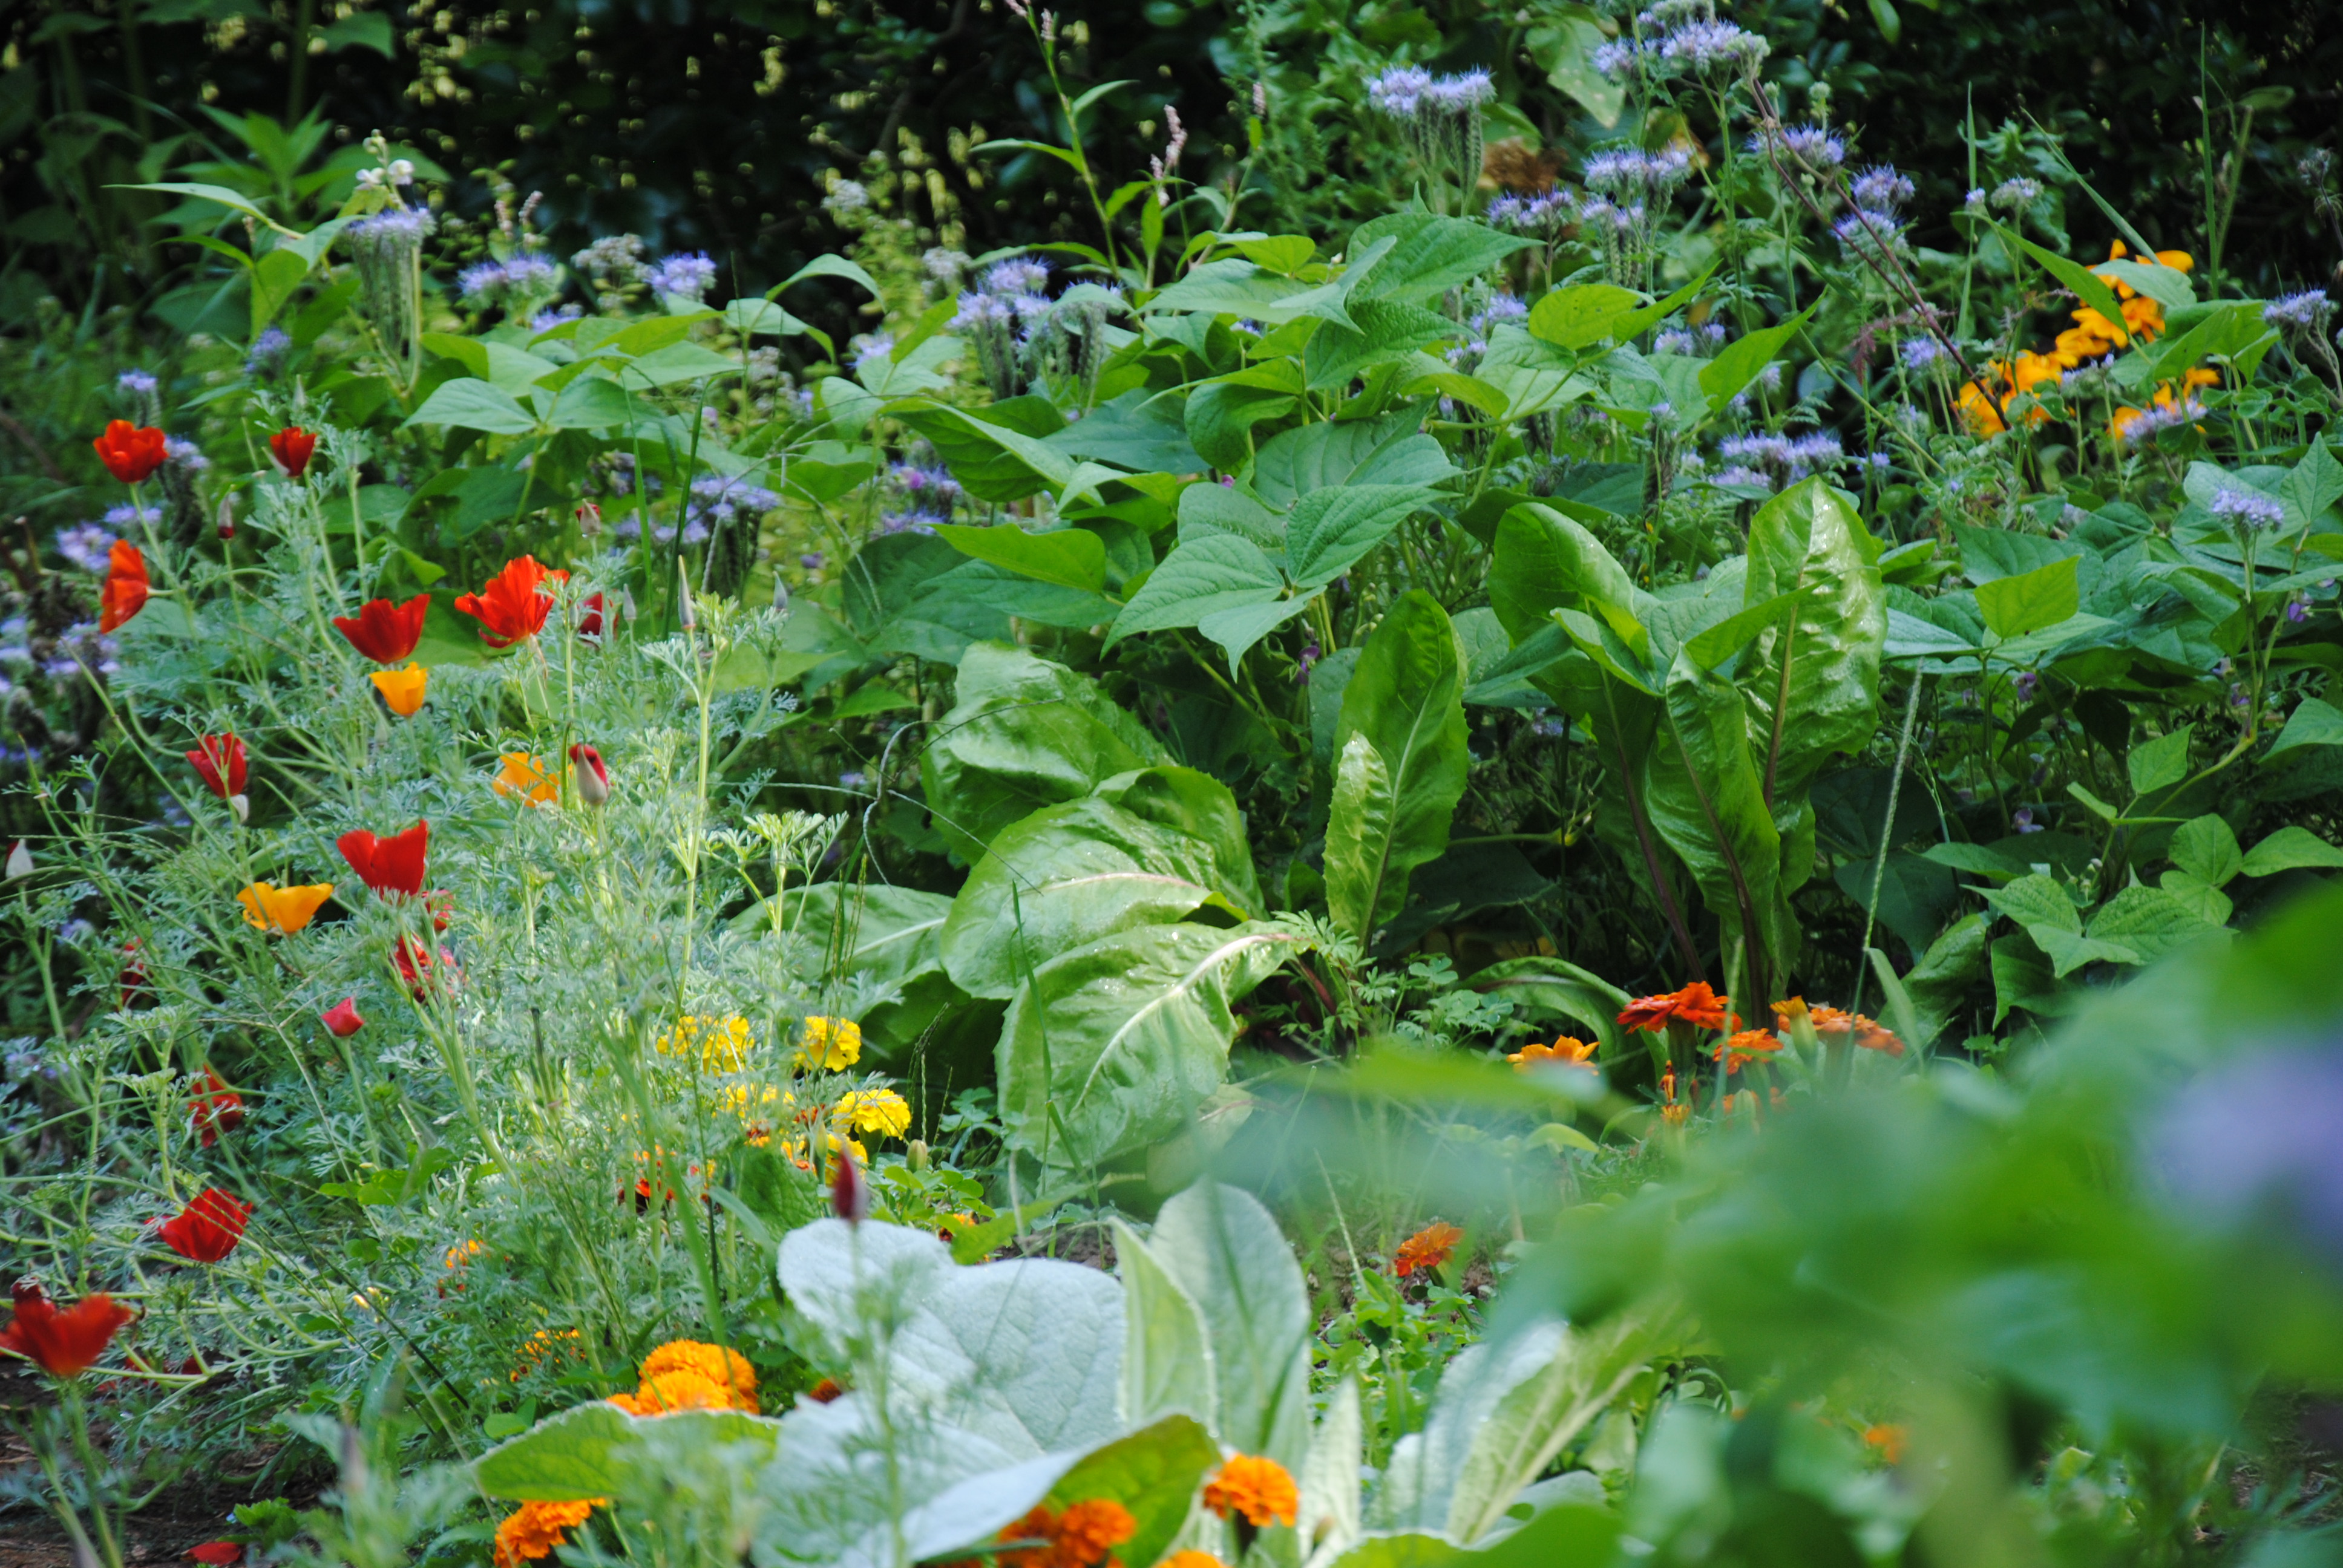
4 0 2339 328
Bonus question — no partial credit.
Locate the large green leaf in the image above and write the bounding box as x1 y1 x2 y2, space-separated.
1527 283 1643 351
474 1402 781 1501
1644 649 1792 988
1976 556 2080 640
1042 1416 1222 1568
1144 256 1317 316
1185 367 1303 470
1253 417 1455 509
941 795 1247 1000
1094 765 1264 912
996 923 1299 1168
1303 298 1463 390
1487 503 1653 652
919 643 1170 858
1286 483 1435 589
1697 307 1812 413
1138 1181 1316 1470
404 377 537 434
1325 733 1399 946
1329 592 1469 938
2239 825 2343 877
1349 213 1536 304
935 523 1108 593
1110 1216 1217 1429
1107 534 1285 648
894 399 1076 503
758 882 960 1063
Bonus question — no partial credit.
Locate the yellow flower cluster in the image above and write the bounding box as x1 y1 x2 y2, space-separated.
605 1338 758 1416
1956 241 2204 437
796 1015 862 1071
833 1087 911 1139
655 1013 755 1071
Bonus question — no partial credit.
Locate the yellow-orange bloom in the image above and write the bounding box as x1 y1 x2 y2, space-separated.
655 1013 755 1071
1661 1102 1691 1128
1204 1454 1300 1529
1617 981 1735 1034
236 881 333 934
492 753 559 806
1714 1028 1784 1073
1863 1422 1909 1464
1508 1036 1597 1072
639 1339 758 1409
1393 1221 1463 1279
833 1087 911 1138
796 1015 862 1071
1956 378 2007 436
1161 1554 1228 1568
995 1499 1136 1568
369 663 428 717
492 1500 599 1568
609 1368 733 1415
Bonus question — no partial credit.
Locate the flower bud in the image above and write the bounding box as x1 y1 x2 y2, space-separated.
568 743 611 807
5 840 30 881
229 794 249 824
830 1150 868 1224
322 998 366 1037
677 557 697 632
575 501 602 537
216 495 236 541
906 1138 929 1171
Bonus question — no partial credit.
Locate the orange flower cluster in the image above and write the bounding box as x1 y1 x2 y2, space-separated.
995 1500 1137 1568
1203 1454 1299 1529
1393 1221 1463 1279
606 1339 758 1415
1713 1029 1783 1073
1956 241 2197 436
1507 1036 1597 1071
1774 998 1904 1057
1617 982 1736 1034
492 1499 599 1568
511 1327 583 1382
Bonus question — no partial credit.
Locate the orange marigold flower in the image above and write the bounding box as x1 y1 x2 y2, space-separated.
491 1499 600 1568
1162 1555 1228 1568
638 1339 758 1411
1852 1015 1905 1057
1863 1423 1909 1465
997 1500 1136 1568
611 1368 732 1415
1508 1036 1597 1072
1714 1029 1783 1073
1617 981 1735 1034
1392 1221 1463 1279
1204 1454 1300 1529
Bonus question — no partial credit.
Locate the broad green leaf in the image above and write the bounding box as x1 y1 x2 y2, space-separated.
1286 484 1433 588
2160 871 2234 927
2168 815 2244 889
1196 594 1317 674
1459 957 1627 1056
1488 503 1652 652
936 523 1107 593
2128 725 2194 796
1526 283 1642 351
1253 418 1455 509
1441 1305 1679 1545
1605 265 1719 344
724 298 810 336
1302 1379 1366 1563
1110 1216 1217 1429
1975 556 2079 640
2240 825 2343 877
1529 13 1625 126
1106 534 1285 647
1997 225 2130 344
474 1403 780 1501
774 252 881 296
1040 1416 1222 1568
1094 765 1264 913
1230 234 1317 274
2098 257 2194 310
1643 648 1792 986
1983 872 2083 935
942 794 1248 1000
818 375 883 439
1331 592 1470 936
2283 438 2343 529
2084 884 2226 965
1185 375 1300 470
544 375 635 431
1697 307 1812 411
249 246 308 335
997 922 1299 1168
403 377 536 434
2265 697 2343 760
621 341 739 387
919 642 1170 858
116 180 301 235
894 398 1076 503
1177 480 1287 551
1325 733 1398 946
1141 1181 1316 1471
1303 298 1463 390
1144 256 1316 316
1349 212 1536 304
1476 325 1601 421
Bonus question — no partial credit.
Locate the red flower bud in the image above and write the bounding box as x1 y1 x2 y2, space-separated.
322 998 367 1037
830 1149 868 1224
568 743 610 806
268 426 317 480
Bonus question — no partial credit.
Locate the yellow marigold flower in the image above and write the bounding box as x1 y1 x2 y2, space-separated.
655 1013 755 1071
236 881 333 935
369 662 428 717
512 1327 582 1382
1507 1036 1596 1072
492 752 558 806
995 1500 1136 1568
638 1340 758 1410
610 1368 733 1415
833 1087 911 1139
796 1015 862 1071
1162 1555 1228 1568
492 1499 600 1568
1203 1454 1299 1529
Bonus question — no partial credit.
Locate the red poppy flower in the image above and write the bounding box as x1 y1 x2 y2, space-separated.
189 1543 245 1566
187 733 248 802
569 743 609 806
322 998 367 1037
100 541 151 633
1617 981 1738 1035
189 1069 243 1148
424 888 454 932
93 420 168 485
157 1187 254 1264
268 426 317 480
119 940 152 1009
332 594 430 664
0 1281 133 1377
454 557 567 648
578 592 605 639
338 820 429 899
396 935 460 999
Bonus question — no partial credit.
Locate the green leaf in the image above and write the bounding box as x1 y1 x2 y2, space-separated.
1605 265 1719 344
2128 724 2194 796
1136 1181 1316 1469
2284 438 2343 528
1529 14 1626 126
2084 884 2226 964
1697 307 1813 412
1041 1416 1222 1568
1144 257 1316 317
1253 418 1455 509
544 376 635 431
724 298 810 336
1106 534 1286 648
935 523 1107 593
2266 697 2343 760
1286 484 1433 588
1303 298 1463 389
755 883 959 1063
1068 78 1137 119
1526 283 1643 351
1348 213 1536 304
894 398 1076 503
1996 225 2131 345
2098 257 2194 311
1983 872 2082 935
775 253 882 296
1487 502 1652 652
919 642 1171 858
2169 815 2244 889
2240 826 2343 877
1095 764 1265 912
1184 376 1300 471
941 792 1250 1000
403 378 537 434
1643 647 1792 984
474 1404 781 1501
1331 592 1470 938
1325 734 1398 946
997 922 1299 1168
1975 555 2080 640
1109 1216 1217 1430
1230 234 1316 274
249 246 309 336
1460 958 1627 1056
114 180 301 236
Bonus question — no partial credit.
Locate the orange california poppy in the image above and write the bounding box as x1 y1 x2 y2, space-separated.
93 420 168 485
369 663 429 716
100 541 151 632
235 881 333 934
454 557 568 648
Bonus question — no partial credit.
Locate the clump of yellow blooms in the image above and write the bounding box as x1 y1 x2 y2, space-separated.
796 1016 862 1071
605 1338 758 1416
493 1499 599 1567
655 1013 755 1071
833 1087 912 1139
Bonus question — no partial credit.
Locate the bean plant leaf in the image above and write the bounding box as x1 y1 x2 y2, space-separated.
997 923 1299 1169
1286 484 1435 589
2264 697 2343 760
2128 724 2194 795
1975 556 2080 640
2168 816 2244 889
1348 212 1536 304
1106 535 1287 650
1527 283 1643 351
920 643 1170 858
404 377 537 434
1330 592 1469 938
1697 307 1813 412
935 523 1108 593
2240 825 2343 876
